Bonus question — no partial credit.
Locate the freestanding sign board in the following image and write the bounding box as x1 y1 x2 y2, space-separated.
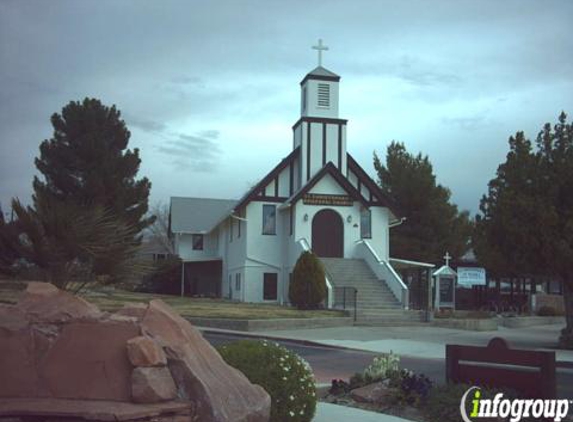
457 267 486 288
433 253 457 310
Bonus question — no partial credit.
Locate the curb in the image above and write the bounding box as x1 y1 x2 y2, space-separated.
199 327 376 354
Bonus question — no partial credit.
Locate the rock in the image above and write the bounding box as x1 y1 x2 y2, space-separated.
17 282 102 323
141 299 271 422
0 304 41 398
131 367 177 403
0 285 270 422
116 303 148 320
38 319 141 401
350 382 393 404
127 336 167 367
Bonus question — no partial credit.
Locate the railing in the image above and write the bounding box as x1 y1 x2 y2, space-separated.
333 286 357 322
296 238 334 309
355 240 409 309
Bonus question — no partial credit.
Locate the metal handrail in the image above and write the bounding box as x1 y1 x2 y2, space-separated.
334 286 358 322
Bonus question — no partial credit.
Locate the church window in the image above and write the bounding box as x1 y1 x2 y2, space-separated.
317 83 330 107
360 209 372 239
235 273 241 291
289 206 293 236
302 87 307 112
192 234 204 250
263 273 278 300
262 204 276 235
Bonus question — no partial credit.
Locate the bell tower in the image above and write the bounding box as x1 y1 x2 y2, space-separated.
293 39 348 183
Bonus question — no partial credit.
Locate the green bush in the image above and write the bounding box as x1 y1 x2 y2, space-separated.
217 340 316 422
389 369 433 406
289 251 326 309
136 256 181 294
424 383 519 422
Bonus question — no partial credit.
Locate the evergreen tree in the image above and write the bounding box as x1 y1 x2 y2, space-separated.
475 113 573 348
373 141 471 263
32 98 154 276
289 251 327 309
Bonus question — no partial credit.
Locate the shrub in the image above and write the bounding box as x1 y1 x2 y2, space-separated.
363 352 400 382
423 383 519 422
289 251 326 309
389 369 433 406
136 256 181 294
537 305 558 316
329 379 350 396
217 340 316 422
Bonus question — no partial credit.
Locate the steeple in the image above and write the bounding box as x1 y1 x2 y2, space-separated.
300 40 340 119
292 39 348 183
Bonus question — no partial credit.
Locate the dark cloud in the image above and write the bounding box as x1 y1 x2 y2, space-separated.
1 0 572 213
156 132 222 172
124 114 167 134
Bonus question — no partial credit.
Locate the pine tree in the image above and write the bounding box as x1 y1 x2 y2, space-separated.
475 113 573 348
373 141 472 263
32 98 154 277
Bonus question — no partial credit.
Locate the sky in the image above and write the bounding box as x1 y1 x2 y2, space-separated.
1 0 572 217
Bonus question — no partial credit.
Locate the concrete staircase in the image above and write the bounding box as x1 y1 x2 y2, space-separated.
321 258 426 326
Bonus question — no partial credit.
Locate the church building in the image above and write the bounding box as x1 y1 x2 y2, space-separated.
169 41 420 314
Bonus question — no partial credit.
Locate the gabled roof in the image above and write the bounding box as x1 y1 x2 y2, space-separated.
346 153 400 217
232 147 300 212
300 66 341 85
170 197 236 234
282 162 368 208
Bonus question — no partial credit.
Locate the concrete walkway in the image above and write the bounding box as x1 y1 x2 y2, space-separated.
253 323 573 363
314 403 413 422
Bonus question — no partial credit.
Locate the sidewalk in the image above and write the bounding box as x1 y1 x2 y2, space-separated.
251 323 573 363
314 403 413 422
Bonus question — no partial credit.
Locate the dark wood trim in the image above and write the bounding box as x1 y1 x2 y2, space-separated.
322 123 326 166
300 73 340 85
346 153 401 217
287 162 369 208
306 122 311 181
274 176 279 197
357 179 362 195
251 196 288 203
369 191 373 202
289 163 294 196
292 116 347 131
233 147 300 212
337 123 342 170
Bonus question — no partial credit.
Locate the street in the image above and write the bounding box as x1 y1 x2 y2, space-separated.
204 331 573 399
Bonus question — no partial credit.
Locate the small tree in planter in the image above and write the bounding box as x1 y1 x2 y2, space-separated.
289 251 326 309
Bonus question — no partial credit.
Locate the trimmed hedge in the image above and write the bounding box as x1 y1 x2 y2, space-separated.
217 340 317 422
289 251 326 309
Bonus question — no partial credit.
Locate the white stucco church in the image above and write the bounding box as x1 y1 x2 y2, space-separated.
169 41 430 315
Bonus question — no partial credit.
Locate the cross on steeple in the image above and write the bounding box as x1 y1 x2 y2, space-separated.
312 39 329 67
443 252 452 267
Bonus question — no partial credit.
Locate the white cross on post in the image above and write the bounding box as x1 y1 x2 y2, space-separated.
443 252 452 267
312 38 329 67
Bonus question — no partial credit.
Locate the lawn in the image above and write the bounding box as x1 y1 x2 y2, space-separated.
0 280 346 320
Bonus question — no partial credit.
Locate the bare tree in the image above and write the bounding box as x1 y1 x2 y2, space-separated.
146 201 175 255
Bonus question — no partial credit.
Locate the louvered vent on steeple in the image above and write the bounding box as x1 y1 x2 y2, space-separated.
317 83 330 107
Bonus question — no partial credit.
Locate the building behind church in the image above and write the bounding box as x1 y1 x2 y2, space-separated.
169 57 423 316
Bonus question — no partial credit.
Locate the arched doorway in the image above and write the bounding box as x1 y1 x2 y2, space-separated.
312 209 344 257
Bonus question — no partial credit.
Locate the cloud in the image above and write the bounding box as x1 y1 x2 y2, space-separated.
156 131 222 172
124 114 167 133
442 115 487 131
170 75 203 86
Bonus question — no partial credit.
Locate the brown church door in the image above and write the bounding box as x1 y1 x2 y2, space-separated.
312 209 343 257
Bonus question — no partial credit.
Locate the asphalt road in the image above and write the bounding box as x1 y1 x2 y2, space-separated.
204 331 573 399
